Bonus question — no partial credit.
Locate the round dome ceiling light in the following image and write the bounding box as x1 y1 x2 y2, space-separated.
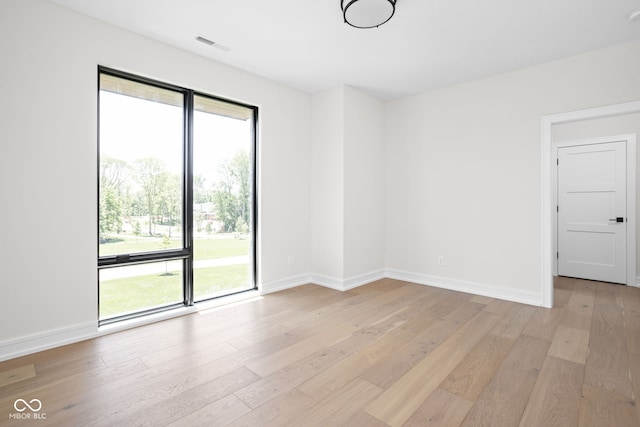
341 0 396 29
628 8 640 21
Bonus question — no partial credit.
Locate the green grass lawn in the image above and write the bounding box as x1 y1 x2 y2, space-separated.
99 264 251 319
99 234 249 260
99 234 251 319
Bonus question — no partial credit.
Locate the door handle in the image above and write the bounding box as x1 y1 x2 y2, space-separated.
608 217 624 222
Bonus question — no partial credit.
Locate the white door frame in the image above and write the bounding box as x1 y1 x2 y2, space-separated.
552 135 636 282
542 100 640 308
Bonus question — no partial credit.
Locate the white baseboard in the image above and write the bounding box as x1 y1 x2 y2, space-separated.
309 274 345 291
633 277 640 288
310 269 386 292
260 274 312 295
263 269 543 306
386 269 544 307
343 269 387 291
0 322 97 362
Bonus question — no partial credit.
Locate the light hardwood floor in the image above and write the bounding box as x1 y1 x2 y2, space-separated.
1 277 639 426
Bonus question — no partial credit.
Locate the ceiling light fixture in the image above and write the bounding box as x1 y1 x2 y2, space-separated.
341 0 396 29
628 8 640 21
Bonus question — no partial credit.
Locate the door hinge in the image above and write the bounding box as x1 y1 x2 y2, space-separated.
556 205 559 212
557 252 559 259
556 158 559 165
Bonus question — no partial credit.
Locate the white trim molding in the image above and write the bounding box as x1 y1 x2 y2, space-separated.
264 268 543 304
541 100 640 308
386 269 543 307
260 274 312 295
310 270 387 292
343 269 387 291
0 322 97 362
261 269 387 294
308 274 345 291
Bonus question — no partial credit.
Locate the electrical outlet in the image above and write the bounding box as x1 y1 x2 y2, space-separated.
287 255 294 266
438 256 445 266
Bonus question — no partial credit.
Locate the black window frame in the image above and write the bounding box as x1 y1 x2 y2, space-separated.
97 66 258 325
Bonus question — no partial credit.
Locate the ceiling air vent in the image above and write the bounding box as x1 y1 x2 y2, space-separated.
196 36 230 52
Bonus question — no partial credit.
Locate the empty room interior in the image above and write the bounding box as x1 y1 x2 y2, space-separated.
2 0 640 425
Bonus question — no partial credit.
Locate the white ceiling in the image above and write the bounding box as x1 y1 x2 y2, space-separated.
50 0 640 100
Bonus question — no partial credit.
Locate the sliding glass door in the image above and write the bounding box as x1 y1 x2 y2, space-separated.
98 68 256 323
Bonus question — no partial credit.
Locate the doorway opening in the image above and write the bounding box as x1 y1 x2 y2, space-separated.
553 136 636 285
542 100 640 308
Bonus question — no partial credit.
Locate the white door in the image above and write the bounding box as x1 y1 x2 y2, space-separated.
557 141 627 284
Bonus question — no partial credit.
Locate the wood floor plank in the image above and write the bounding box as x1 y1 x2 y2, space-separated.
459 335 550 427
0 357 148 417
622 285 640 354
522 307 563 341
166 394 251 427
359 318 458 390
226 324 290 350
48 359 259 426
140 340 238 368
482 299 515 315
547 325 590 365
490 303 536 340
553 278 574 309
584 283 634 398
235 303 414 409
561 280 596 331
360 300 487 390
296 324 413 401
246 322 357 377
441 301 486 326
365 311 501 427
226 389 316 427
627 350 640 423
402 388 474 427
440 333 514 401
0 364 35 387
426 293 474 320
518 356 584 427
579 384 639 427
102 367 261 427
2 350 106 395
272 289 378 331
469 295 494 305
340 411 390 427
286 379 383 427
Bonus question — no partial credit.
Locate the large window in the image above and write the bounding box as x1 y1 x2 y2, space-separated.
98 67 257 323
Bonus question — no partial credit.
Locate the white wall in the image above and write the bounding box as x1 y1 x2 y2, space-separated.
343 87 385 280
310 86 385 286
311 87 345 280
385 40 640 304
0 0 312 358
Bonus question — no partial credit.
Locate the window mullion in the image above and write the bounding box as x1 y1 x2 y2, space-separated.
184 91 195 306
